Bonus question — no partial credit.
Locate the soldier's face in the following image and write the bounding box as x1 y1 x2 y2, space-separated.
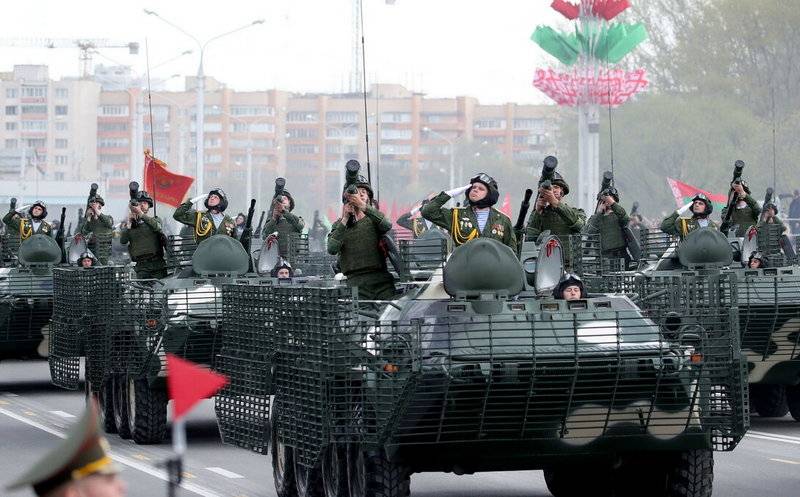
81 258 93 268
356 187 370 205
280 197 291 210
31 206 43 217
277 268 290 278
208 194 221 207
469 183 488 202
69 474 127 497
236 216 245 225
562 285 582 301
90 201 102 211
691 200 706 214
140 202 150 214
551 185 564 199
749 258 762 268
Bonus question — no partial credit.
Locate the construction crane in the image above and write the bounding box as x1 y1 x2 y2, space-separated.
0 38 139 78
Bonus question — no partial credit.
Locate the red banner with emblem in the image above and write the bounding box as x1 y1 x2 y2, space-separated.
143 151 195 208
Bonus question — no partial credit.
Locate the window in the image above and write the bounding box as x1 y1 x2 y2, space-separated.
55 105 68 116
286 128 318 139
5 139 17 149
230 138 274 149
474 119 506 129
380 144 411 155
379 159 410 169
380 112 411 123
204 137 221 148
21 105 47 114
189 122 221 132
99 154 129 164
55 88 69 99
326 126 358 139
513 118 545 131
55 139 68 149
380 128 412 140
54 172 65 181
287 160 318 170
98 105 129 116
55 122 68 131
21 120 47 131
206 170 220 179
150 105 170 121
204 106 221 116
5 106 17 115
5 88 18 98
481 135 505 145
423 113 458 124
5 122 17 131
419 144 450 155
205 154 222 163
326 111 358 123
98 138 129 148
55 155 68 165
25 138 46 148
231 105 273 116
231 171 246 180
21 86 47 98
97 122 128 132
287 144 319 154
287 111 318 122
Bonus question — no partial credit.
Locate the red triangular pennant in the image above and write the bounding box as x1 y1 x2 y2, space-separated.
166 354 228 420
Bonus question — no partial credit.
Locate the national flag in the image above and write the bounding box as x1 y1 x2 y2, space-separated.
666 178 727 210
143 150 195 208
166 354 228 421
499 193 512 218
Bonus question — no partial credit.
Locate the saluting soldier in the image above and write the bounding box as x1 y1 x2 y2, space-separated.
421 173 516 252
327 174 396 300
3 200 53 241
262 188 305 260
720 180 759 236
173 187 236 243
397 194 438 238
120 190 167 279
585 188 630 260
80 193 114 264
660 193 718 240
5 401 126 497
524 173 585 267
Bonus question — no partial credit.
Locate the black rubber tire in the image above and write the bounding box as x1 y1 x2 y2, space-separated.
543 465 613 497
322 444 348 497
348 445 410 497
85 377 116 434
127 377 168 445
787 384 800 421
271 402 298 497
751 384 789 418
294 449 324 497
666 449 713 497
112 375 131 439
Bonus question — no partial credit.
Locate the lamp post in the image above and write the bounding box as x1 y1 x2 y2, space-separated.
143 9 264 195
422 127 456 190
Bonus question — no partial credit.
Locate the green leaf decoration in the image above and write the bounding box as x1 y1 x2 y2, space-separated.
595 22 648 63
531 25 581 66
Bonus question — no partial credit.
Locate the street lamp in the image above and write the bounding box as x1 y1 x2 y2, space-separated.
143 9 265 195
422 127 456 190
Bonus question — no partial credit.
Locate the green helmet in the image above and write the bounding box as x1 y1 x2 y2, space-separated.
88 195 105 206
550 172 570 195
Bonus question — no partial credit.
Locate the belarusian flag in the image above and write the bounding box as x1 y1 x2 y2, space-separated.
666 178 727 210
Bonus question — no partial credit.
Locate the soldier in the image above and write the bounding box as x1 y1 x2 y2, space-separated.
327 175 396 300
720 180 759 236
660 193 717 240
120 190 167 279
262 189 305 260
421 173 516 252
3 200 53 241
553 273 587 301
271 258 294 278
585 189 630 260
173 187 236 243
748 251 765 269
308 210 329 252
524 173 585 267
397 194 438 238
758 201 787 233
80 193 114 264
5 401 126 497
77 252 96 268
234 212 246 239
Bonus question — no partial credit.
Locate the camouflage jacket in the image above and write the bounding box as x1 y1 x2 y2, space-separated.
720 194 759 236
586 203 629 252
173 201 236 243
660 211 718 240
421 192 516 252
327 206 392 276
2 211 53 240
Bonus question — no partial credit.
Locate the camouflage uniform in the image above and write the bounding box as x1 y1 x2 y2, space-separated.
422 191 516 252
328 206 396 300
660 212 718 240
173 202 236 243
120 215 167 279
3 211 53 240
720 194 759 236
585 203 630 258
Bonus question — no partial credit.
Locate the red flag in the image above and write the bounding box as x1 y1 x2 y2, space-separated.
499 193 512 217
143 151 195 208
666 178 727 210
327 207 339 224
166 354 228 421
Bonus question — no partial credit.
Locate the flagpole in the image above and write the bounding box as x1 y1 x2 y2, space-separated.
146 38 158 217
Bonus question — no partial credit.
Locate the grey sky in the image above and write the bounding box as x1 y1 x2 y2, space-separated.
0 0 568 104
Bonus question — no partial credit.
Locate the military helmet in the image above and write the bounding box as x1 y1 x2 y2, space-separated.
467 172 500 207
343 175 374 201
270 258 294 278
748 251 765 267
279 189 296 211
29 200 48 220
732 179 751 194
550 172 570 195
88 195 105 206
691 193 713 215
205 187 229 212
77 252 96 266
764 201 779 215
136 191 154 208
553 272 587 299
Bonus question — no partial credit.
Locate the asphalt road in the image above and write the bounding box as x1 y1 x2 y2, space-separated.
1 359 799 497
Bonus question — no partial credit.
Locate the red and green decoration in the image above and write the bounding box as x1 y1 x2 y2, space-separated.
532 0 649 107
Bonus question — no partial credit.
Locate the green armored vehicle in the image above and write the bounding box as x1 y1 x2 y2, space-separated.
1 234 63 360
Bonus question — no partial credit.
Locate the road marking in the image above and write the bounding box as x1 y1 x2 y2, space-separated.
746 433 800 445
0 407 223 497
183 472 197 479
770 458 800 465
749 430 800 442
205 467 245 479
133 453 151 461
50 410 75 419
4 392 19 397
24 410 37 417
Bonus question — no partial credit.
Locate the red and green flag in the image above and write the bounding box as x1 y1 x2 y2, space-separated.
666 178 727 210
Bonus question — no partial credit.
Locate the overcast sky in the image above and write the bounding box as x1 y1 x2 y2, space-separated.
0 0 570 105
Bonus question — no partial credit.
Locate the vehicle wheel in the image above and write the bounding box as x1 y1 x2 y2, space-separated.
85 377 116 434
751 384 789 418
294 449 324 497
111 375 131 439
666 449 713 497
271 402 298 497
321 444 348 497
543 465 613 497
787 384 800 421
127 377 168 444
347 445 410 497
